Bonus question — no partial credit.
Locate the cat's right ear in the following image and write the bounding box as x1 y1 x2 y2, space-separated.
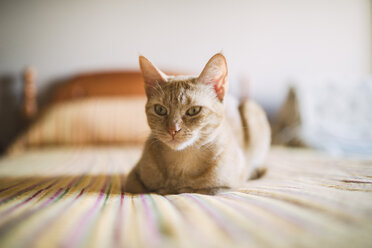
139 56 167 97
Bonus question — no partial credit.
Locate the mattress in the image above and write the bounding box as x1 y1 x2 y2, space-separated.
0 146 371 248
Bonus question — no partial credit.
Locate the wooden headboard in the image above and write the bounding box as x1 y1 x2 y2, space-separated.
22 69 146 121
52 71 146 103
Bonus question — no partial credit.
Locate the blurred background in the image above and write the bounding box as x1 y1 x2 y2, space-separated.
0 0 371 155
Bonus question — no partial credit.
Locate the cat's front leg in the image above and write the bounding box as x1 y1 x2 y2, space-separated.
124 169 148 194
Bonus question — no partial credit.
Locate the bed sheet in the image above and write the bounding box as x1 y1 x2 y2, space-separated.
0 146 371 248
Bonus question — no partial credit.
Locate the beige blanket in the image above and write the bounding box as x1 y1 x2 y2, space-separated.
0 146 371 248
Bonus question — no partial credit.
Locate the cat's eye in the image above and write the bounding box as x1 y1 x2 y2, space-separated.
186 106 202 116
154 104 167 116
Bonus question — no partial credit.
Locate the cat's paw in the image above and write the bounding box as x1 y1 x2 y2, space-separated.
177 187 230 195
198 187 231 195
124 171 149 194
156 188 175 195
248 167 267 180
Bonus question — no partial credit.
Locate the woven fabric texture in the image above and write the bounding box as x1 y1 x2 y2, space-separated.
0 146 371 248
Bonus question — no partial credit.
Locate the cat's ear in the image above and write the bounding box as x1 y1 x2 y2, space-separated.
139 56 167 97
197 53 228 101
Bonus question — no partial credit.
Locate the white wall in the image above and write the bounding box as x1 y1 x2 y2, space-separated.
0 0 371 114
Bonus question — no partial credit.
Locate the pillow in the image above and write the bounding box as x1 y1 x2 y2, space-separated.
9 97 150 153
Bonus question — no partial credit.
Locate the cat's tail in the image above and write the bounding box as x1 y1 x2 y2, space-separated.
238 99 271 179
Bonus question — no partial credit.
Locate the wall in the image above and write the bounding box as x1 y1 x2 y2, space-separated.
0 0 371 151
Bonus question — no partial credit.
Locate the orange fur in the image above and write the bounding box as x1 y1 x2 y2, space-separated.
125 54 271 194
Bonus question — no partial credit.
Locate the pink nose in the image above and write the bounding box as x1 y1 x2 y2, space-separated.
168 127 181 138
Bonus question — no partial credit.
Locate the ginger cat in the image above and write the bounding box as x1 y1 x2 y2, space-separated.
125 53 271 195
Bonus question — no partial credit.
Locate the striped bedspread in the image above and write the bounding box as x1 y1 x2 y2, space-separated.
0 146 371 248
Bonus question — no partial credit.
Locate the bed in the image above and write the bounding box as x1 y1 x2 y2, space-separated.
0 70 371 248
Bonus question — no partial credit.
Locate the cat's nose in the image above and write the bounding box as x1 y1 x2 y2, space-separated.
168 126 181 138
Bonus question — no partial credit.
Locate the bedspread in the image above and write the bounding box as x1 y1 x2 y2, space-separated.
0 146 371 248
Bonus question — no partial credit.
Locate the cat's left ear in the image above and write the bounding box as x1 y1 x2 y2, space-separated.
139 56 167 97
197 53 228 101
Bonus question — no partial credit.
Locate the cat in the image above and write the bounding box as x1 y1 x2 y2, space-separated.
124 53 271 195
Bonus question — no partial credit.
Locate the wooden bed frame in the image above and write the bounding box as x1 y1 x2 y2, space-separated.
22 68 146 121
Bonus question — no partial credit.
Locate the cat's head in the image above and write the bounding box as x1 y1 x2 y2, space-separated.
139 53 228 150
